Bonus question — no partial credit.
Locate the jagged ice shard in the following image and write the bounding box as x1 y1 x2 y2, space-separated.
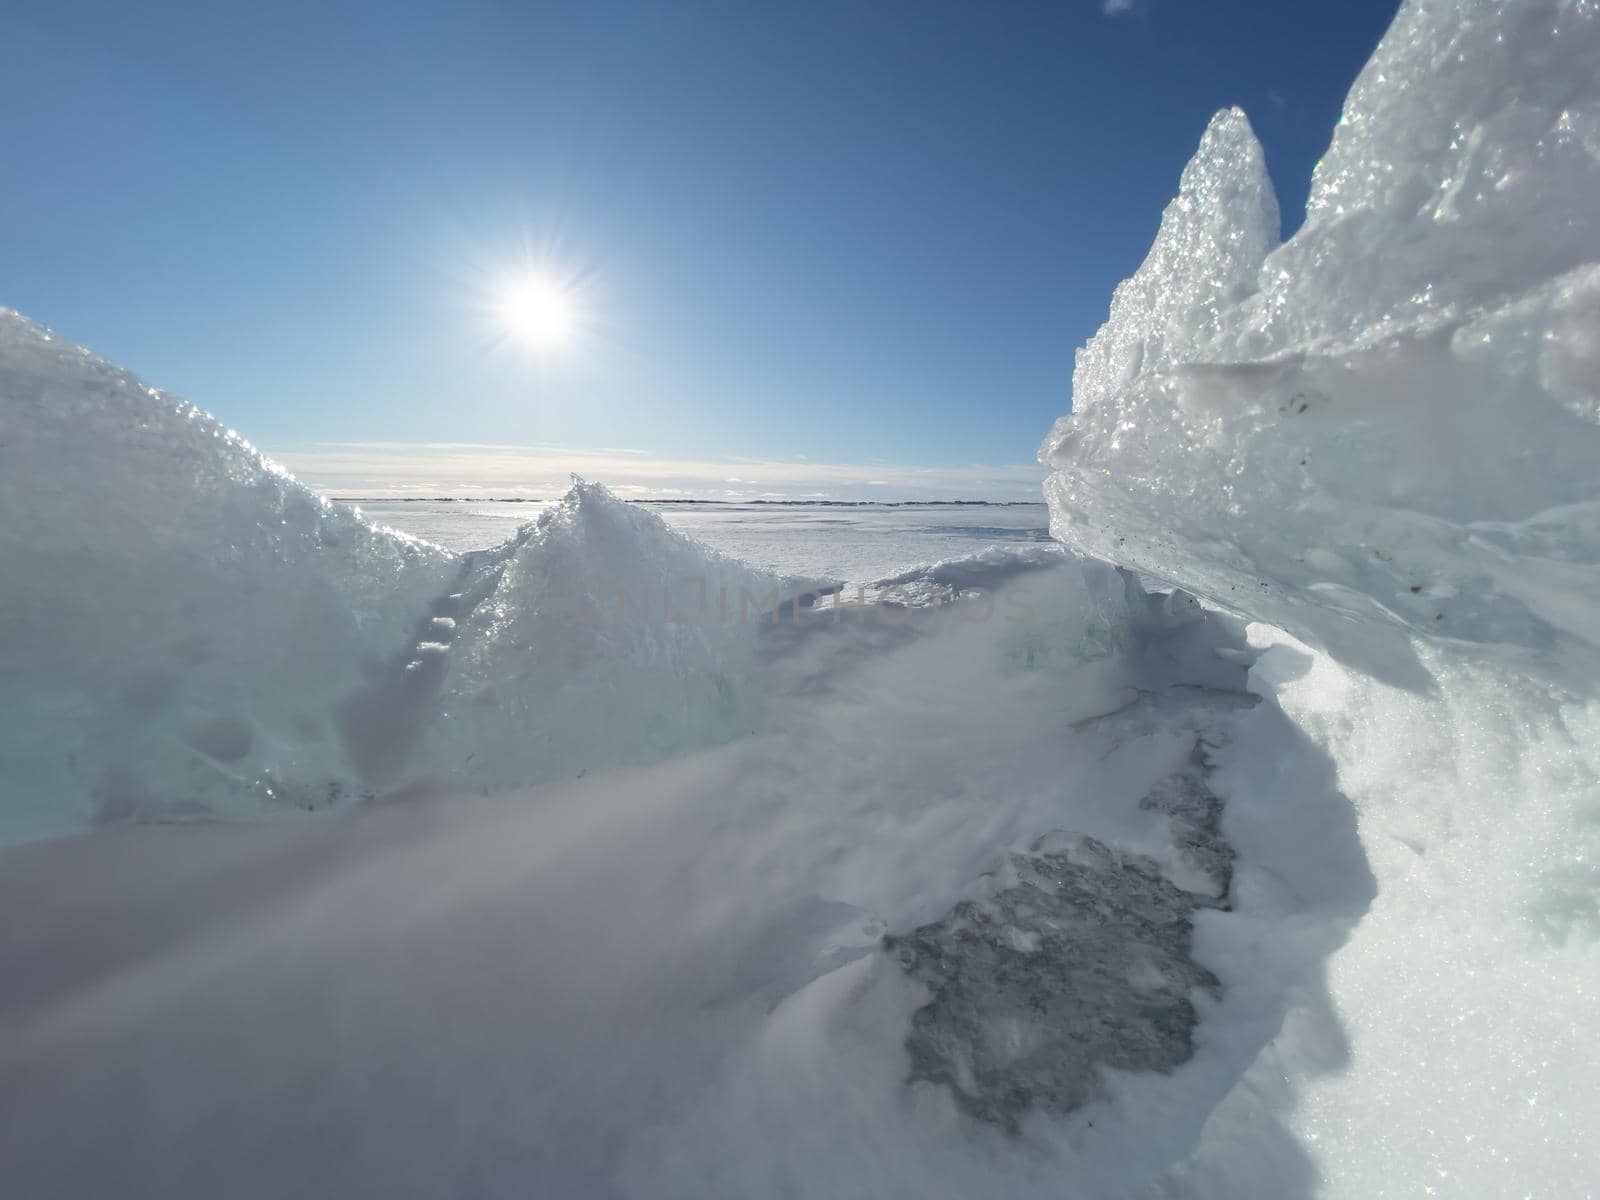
1041 0 1600 1193
0 309 818 842
1042 0 1600 663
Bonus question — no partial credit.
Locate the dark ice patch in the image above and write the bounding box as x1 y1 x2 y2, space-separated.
1139 747 1234 899
886 770 1230 1132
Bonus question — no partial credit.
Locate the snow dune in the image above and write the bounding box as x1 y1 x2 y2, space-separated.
2 0 1598 1195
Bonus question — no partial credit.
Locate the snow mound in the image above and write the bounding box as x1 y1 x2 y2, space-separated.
412 480 827 792
858 543 1067 608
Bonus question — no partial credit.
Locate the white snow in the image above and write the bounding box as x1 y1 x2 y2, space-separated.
4 552 1339 1199
411 480 834 794
2 0 1598 1194
348 497 1054 581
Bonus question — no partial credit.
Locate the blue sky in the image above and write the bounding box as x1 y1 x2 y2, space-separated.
3 0 1399 499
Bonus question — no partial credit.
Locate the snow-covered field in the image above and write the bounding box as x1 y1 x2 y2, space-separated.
353 497 1052 589
2 0 1597 1196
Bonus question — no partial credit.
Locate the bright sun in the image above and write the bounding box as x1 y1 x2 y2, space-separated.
498 275 574 349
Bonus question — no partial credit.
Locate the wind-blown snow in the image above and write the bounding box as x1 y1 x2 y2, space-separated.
1 549 1373 1199
2 0 1598 1195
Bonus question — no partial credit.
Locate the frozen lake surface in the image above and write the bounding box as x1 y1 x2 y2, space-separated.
352 499 1053 589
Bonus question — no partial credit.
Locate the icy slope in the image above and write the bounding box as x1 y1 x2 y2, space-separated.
0 553 1372 1199
1040 0 1600 1193
0 314 818 840
0 310 455 840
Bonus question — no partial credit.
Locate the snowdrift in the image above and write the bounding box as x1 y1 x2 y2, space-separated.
4 546 1366 1200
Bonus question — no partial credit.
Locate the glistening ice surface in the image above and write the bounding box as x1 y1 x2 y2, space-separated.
1039 0 1600 1192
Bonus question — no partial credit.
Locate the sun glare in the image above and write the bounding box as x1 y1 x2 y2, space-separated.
498 274 574 350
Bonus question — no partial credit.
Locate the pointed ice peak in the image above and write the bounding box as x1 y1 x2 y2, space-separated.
1183 106 1274 202
1256 0 1600 350
1057 107 1279 426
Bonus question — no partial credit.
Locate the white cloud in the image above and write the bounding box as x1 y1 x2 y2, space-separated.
263 441 1047 503
1102 0 1137 14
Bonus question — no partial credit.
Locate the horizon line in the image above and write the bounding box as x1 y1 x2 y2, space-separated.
331 495 1047 507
